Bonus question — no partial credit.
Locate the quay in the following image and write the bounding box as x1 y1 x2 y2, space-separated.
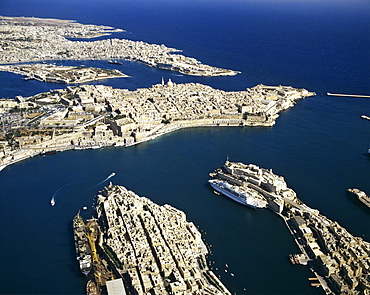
327 92 370 98
209 161 370 294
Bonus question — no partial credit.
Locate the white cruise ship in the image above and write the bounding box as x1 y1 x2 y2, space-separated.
209 179 268 209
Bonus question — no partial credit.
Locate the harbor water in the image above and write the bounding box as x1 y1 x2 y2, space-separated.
0 0 369 294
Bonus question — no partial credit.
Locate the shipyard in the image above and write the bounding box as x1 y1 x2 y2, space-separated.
74 184 232 295
209 161 370 294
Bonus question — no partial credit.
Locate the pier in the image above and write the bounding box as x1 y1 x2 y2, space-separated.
327 92 370 98
210 161 370 294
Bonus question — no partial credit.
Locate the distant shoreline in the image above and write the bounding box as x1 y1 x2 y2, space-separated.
0 15 238 77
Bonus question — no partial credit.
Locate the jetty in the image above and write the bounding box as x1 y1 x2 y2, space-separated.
327 92 370 98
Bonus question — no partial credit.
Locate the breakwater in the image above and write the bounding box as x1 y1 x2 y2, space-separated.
327 92 370 99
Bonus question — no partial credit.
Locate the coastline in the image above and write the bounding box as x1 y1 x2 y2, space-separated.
0 82 314 171
210 161 370 294
0 16 238 77
1 4 368 294
0 64 129 84
76 184 233 294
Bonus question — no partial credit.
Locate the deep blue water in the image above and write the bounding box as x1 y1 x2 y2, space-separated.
0 0 369 294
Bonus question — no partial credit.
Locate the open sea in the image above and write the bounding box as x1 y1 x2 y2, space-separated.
0 0 369 294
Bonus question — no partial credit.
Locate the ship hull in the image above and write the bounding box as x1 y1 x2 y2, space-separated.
209 179 267 209
348 188 370 209
73 212 92 276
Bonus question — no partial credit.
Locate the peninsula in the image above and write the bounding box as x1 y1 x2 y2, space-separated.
210 161 370 294
74 184 232 295
0 16 237 77
0 82 314 170
0 63 128 84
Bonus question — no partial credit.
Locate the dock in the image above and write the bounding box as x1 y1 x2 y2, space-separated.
327 92 370 98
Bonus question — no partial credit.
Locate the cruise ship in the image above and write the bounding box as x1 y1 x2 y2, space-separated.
209 179 268 209
73 212 92 276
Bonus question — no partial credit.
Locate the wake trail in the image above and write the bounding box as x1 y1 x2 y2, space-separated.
80 172 116 194
50 181 80 206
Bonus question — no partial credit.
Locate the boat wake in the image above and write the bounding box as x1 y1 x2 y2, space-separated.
51 173 116 205
50 181 79 206
82 172 116 193
95 172 115 187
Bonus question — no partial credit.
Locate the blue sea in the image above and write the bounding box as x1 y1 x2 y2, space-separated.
0 0 370 294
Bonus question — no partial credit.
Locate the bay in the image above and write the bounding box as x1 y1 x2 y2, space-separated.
0 0 369 294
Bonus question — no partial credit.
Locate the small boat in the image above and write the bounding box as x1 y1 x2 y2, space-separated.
108 60 123 65
82 206 88 210
109 172 115 178
40 150 57 155
22 76 35 81
51 197 55 206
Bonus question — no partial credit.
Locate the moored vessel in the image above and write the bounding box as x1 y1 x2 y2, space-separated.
108 60 122 65
209 178 268 208
73 211 92 276
347 188 370 209
40 150 57 155
86 280 99 295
